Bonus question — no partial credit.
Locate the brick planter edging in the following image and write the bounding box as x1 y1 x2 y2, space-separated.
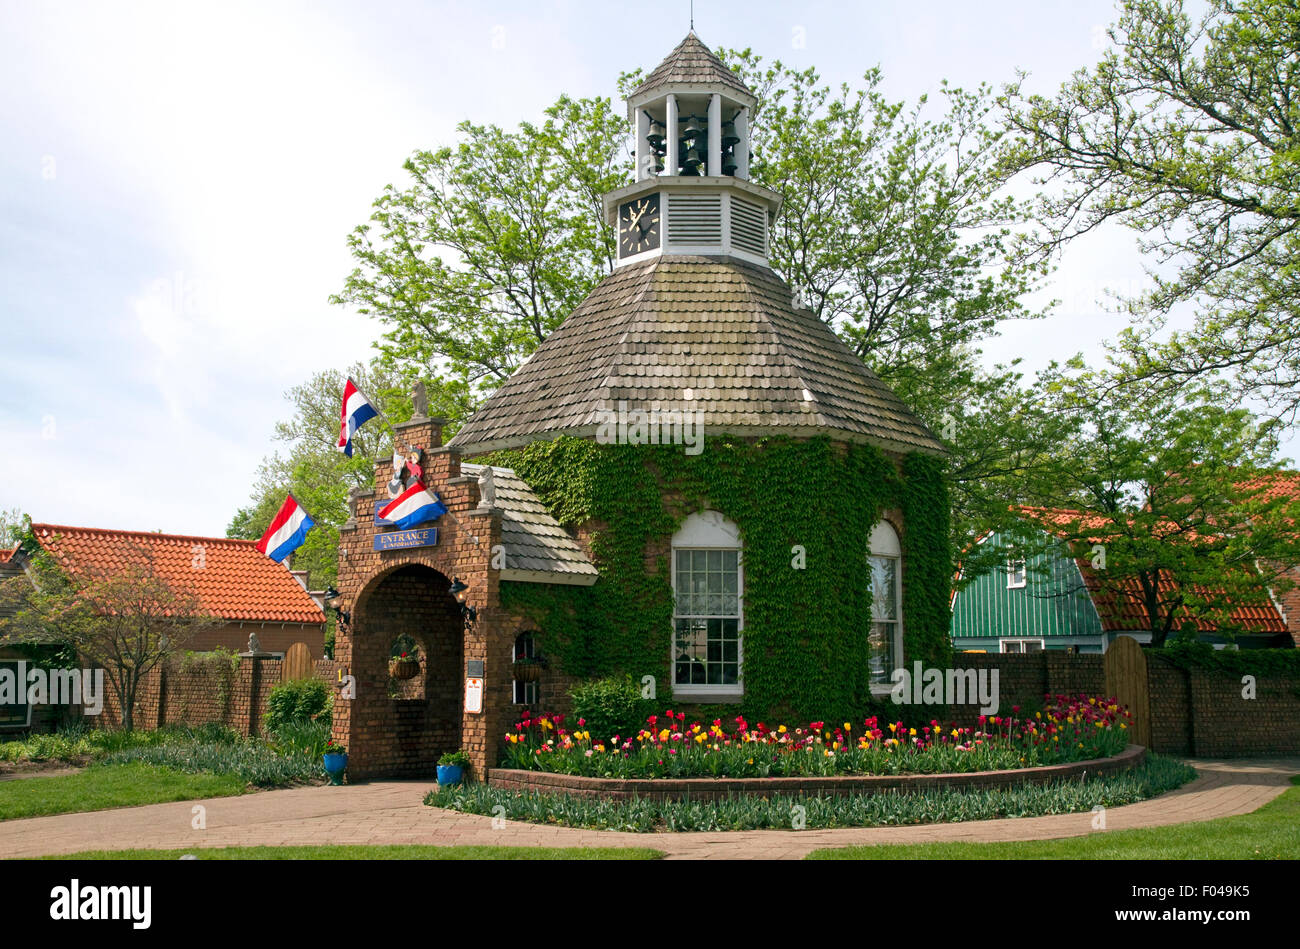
485 744 1147 801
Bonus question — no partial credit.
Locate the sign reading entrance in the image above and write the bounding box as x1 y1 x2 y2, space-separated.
464 676 483 713
373 527 438 552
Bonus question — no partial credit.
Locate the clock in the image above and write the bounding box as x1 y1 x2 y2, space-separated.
618 193 661 257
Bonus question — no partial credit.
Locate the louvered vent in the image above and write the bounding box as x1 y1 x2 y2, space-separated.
668 193 722 245
730 197 767 256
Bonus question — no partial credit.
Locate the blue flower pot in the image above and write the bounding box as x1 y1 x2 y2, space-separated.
436 764 463 786
323 752 348 785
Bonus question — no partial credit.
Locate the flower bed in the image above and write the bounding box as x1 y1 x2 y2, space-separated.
500 695 1132 781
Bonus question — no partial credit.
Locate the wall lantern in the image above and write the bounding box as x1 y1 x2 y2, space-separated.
324 586 350 628
449 577 477 628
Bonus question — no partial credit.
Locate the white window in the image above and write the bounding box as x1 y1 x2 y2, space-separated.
1000 638 1044 653
1007 557 1027 589
868 521 902 685
671 511 743 698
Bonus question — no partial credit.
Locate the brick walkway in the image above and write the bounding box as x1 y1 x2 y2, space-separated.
0 757 1294 859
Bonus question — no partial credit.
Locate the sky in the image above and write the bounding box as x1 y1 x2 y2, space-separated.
1 0 1288 536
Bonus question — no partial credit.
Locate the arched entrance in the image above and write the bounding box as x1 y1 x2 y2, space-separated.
336 563 463 777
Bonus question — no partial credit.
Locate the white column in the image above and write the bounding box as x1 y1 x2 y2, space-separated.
735 107 749 179
635 108 650 181
707 93 721 176
665 94 679 177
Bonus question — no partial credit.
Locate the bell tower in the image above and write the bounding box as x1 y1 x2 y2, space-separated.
603 32 782 268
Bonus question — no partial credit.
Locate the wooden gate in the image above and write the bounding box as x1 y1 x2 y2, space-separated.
282 642 314 682
1104 635 1151 749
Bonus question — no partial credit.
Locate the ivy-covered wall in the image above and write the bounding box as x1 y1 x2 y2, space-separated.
493 435 952 723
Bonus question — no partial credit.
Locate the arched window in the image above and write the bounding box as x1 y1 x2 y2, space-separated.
671 511 743 699
868 520 902 686
512 632 538 705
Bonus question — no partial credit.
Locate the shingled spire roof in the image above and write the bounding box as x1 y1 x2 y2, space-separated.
447 256 944 456
630 32 753 101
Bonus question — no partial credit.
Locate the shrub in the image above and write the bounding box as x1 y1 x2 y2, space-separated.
569 675 653 744
439 750 471 768
268 720 332 759
264 678 331 731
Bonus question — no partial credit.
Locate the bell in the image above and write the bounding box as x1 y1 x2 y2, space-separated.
721 121 739 147
647 119 666 149
722 156 738 176
682 114 702 142
682 147 702 171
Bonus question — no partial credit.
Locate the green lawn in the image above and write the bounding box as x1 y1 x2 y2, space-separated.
806 774 1300 860
0 763 248 821
40 845 663 860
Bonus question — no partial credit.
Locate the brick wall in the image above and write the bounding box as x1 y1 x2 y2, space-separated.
942 650 1300 757
95 652 334 735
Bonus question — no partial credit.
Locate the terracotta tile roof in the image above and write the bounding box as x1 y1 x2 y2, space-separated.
448 256 943 456
631 32 753 101
1017 507 1286 634
462 465 597 584
29 524 325 624
0 547 15 565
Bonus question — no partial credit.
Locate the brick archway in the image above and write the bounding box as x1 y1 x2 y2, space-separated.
333 563 463 777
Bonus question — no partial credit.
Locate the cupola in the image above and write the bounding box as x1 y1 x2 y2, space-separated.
603 33 782 268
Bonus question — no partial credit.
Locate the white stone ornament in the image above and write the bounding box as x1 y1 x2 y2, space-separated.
477 465 496 509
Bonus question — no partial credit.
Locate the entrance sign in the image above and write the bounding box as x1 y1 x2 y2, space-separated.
465 676 483 713
373 527 438 552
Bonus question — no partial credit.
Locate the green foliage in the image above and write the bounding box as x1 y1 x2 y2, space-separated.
438 750 471 768
101 740 324 787
267 719 332 760
569 675 654 742
1152 642 1300 677
426 756 1195 833
495 435 951 723
1001 0 1300 423
178 648 240 718
263 678 332 732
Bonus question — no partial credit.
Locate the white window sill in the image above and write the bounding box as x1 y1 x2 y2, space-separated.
672 689 743 704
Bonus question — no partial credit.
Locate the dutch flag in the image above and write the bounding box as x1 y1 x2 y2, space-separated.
377 483 448 530
337 377 379 458
256 494 315 562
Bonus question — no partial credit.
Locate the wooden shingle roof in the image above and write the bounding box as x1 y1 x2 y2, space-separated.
631 32 752 100
448 256 943 455
461 465 597 585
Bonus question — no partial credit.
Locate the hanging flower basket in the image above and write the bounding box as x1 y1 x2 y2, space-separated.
390 654 421 680
512 659 541 682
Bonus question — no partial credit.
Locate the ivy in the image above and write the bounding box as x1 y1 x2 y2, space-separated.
494 435 951 724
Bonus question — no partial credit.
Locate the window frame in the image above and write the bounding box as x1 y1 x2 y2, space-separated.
0 660 32 730
999 637 1045 653
1006 556 1028 589
670 512 744 700
868 520 904 693
512 632 538 705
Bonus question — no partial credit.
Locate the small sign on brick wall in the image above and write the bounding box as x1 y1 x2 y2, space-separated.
465 676 483 713
373 527 438 552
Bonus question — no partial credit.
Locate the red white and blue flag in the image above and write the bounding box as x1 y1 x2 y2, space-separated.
377 483 448 530
256 494 315 562
337 377 379 458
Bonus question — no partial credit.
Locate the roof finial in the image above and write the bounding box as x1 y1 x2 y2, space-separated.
690 0 694 30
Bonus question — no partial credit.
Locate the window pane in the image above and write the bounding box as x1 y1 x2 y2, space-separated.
867 622 894 683
673 547 742 686
722 550 737 571
870 556 898 621
1024 640 1043 652
707 550 722 572
692 550 706 572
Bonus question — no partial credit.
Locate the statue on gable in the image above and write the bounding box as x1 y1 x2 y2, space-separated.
411 380 428 419
477 465 496 509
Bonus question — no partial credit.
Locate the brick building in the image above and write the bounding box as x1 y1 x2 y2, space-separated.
330 33 947 780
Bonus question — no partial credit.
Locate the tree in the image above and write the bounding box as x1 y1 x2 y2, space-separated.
227 362 409 589
331 95 630 404
0 539 219 730
0 508 27 549
1000 0 1300 422
1007 364 1300 646
330 59 1054 561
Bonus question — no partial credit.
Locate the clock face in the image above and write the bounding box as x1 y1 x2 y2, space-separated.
618 193 661 257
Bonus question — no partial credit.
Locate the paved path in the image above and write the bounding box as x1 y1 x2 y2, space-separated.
0 757 1294 859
